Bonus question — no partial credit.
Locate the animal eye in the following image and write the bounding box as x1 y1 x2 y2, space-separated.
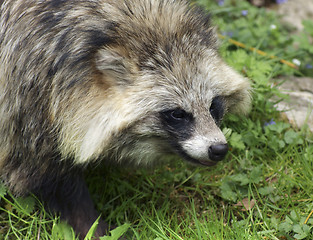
160 108 193 127
171 109 188 120
210 96 224 123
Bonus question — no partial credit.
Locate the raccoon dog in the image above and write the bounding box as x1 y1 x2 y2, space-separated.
0 0 251 238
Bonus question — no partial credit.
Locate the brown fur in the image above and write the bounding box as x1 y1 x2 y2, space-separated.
0 0 251 238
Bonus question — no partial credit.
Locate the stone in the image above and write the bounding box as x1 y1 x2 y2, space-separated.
270 0 313 132
274 77 313 132
276 0 313 32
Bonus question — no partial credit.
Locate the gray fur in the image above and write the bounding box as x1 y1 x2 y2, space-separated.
0 0 251 238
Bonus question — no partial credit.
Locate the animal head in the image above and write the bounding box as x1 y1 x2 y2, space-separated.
58 0 251 166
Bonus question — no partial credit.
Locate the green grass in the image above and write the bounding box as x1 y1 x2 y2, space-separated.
1 0 313 239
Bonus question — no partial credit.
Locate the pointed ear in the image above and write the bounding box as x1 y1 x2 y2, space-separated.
95 47 131 85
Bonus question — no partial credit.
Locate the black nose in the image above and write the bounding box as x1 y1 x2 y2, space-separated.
208 143 228 161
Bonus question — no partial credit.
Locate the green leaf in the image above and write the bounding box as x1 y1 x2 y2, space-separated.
302 20 313 36
258 186 274 195
284 130 303 145
100 223 130 240
220 181 237 202
52 222 76 240
0 182 7 198
231 173 250 186
222 127 232 140
229 132 245 150
270 216 279 230
84 216 100 240
293 224 311 239
266 122 290 134
14 196 36 216
290 210 299 221
278 221 293 233
249 165 263 184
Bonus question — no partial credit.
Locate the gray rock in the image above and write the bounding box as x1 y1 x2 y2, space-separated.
271 1 313 132
276 0 313 32
274 77 313 132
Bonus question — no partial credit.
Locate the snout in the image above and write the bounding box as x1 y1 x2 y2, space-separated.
208 143 228 161
181 136 229 166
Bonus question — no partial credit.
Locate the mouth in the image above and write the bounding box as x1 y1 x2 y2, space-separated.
196 159 218 166
176 148 218 167
168 142 220 167
185 156 218 167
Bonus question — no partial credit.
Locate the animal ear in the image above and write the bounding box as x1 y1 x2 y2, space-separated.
224 86 252 115
95 47 130 85
218 64 252 115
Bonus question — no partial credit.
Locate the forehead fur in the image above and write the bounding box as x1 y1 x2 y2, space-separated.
93 0 251 115
106 0 218 66
101 0 220 107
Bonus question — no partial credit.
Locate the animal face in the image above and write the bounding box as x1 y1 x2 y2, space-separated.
89 45 250 166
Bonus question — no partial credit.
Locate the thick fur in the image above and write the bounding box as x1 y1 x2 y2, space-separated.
0 0 251 238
